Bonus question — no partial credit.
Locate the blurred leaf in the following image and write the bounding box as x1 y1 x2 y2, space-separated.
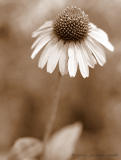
44 123 83 160
8 137 42 160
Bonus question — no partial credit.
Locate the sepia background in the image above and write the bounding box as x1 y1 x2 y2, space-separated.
0 0 121 159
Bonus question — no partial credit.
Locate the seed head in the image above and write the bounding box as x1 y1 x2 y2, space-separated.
53 6 89 42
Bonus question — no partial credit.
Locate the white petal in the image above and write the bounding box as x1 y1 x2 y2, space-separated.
36 21 53 32
59 43 68 76
89 23 109 41
32 21 53 38
31 34 52 59
89 23 96 29
68 43 78 77
31 37 42 49
47 40 62 74
38 40 55 69
32 27 53 38
75 43 89 78
81 41 97 68
89 37 106 63
85 37 106 66
31 29 52 49
88 23 114 51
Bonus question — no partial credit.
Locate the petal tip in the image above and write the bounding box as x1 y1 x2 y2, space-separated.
111 45 115 52
47 67 54 74
32 32 36 38
31 54 35 59
69 74 76 78
38 64 42 68
82 73 89 79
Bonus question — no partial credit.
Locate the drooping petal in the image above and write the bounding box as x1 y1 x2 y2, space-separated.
31 29 53 49
81 41 97 68
68 43 78 77
31 37 42 50
32 21 53 38
85 37 106 66
36 21 53 32
38 40 55 69
89 37 106 64
59 43 68 76
75 43 89 78
32 27 53 39
31 34 52 59
88 23 114 52
47 40 62 73
89 23 108 41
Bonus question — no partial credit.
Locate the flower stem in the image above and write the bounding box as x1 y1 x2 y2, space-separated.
42 74 62 159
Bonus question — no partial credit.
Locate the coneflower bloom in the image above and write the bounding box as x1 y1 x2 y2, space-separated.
31 6 114 78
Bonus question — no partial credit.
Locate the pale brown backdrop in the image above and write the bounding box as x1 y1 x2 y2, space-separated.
0 0 121 159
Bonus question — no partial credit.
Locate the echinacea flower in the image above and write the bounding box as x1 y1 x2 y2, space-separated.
31 6 114 78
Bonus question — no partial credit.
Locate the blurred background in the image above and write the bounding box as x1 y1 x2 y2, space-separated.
0 0 121 159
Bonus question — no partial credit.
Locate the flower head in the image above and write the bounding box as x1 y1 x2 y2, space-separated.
31 6 114 78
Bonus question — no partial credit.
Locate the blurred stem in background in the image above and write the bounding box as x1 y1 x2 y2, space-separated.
42 74 63 159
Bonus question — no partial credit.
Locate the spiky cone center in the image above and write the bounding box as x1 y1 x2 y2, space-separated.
53 7 89 42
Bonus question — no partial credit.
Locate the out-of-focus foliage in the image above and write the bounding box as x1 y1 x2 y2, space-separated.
8 123 82 160
44 123 82 160
0 0 121 160
8 137 43 160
